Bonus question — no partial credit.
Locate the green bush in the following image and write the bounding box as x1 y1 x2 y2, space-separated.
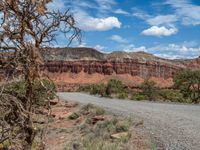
68 112 80 120
78 85 92 92
3 79 56 106
140 80 157 101
81 104 105 116
174 69 200 103
117 92 128 99
131 93 146 101
106 79 124 96
79 79 129 98
115 120 131 132
90 84 107 96
158 89 190 103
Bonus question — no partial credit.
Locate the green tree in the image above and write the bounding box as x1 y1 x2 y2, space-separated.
174 69 200 103
140 79 157 101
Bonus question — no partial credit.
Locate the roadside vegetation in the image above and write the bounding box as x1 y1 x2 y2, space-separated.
42 102 152 150
79 69 200 104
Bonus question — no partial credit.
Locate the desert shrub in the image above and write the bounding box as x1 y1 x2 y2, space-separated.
131 93 146 101
96 118 118 133
90 84 107 96
82 140 118 150
96 117 132 134
115 120 131 132
117 92 128 99
106 79 124 96
68 112 80 120
94 107 106 115
81 104 105 116
79 79 128 98
78 86 89 92
140 80 158 101
174 69 200 103
158 89 190 103
3 79 56 106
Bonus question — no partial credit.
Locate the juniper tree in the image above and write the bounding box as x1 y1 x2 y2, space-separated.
0 0 80 149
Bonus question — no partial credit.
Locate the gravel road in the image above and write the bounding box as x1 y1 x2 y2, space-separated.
58 92 200 150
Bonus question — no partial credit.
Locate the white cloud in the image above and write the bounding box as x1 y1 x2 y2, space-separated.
63 0 121 31
95 0 117 13
132 8 151 20
182 41 198 47
80 17 121 31
114 9 130 15
110 35 128 43
166 0 200 26
74 10 121 31
78 42 87 47
142 26 178 37
123 45 147 52
148 43 200 59
94 44 105 50
147 15 177 26
117 42 200 59
132 8 178 32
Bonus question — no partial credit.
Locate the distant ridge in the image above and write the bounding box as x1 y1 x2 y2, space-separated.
43 47 196 67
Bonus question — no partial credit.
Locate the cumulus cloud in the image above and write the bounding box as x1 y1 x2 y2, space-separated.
147 15 177 26
132 8 179 35
74 10 121 31
142 26 178 37
110 35 128 43
60 0 121 31
114 9 130 15
79 16 121 31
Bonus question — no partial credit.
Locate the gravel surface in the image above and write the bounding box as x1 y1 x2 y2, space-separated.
58 92 200 150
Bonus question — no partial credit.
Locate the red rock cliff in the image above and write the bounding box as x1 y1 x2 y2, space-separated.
41 59 183 79
1 47 200 88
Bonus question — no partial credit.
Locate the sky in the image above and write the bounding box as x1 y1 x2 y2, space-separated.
48 0 200 59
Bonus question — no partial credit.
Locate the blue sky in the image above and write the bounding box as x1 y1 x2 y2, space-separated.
49 0 200 59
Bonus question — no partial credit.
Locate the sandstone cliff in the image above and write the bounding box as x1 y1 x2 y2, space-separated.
41 47 200 88
1 47 200 88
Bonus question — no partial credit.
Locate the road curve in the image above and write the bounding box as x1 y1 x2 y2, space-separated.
58 92 200 150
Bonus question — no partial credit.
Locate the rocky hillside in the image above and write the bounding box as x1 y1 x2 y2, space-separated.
1 47 200 87
44 47 105 60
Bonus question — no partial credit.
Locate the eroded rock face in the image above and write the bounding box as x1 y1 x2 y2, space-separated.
1 47 200 88
41 59 183 79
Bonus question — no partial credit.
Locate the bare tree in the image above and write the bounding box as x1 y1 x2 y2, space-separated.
0 0 80 149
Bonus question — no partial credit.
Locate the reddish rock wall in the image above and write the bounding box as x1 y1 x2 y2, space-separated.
41 59 183 80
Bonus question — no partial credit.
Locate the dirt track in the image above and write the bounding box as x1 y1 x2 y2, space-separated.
58 92 200 150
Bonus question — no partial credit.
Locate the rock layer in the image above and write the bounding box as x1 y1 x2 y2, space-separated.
1 47 200 88
41 59 182 79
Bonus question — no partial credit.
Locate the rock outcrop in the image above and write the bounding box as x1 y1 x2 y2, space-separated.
1 47 200 88
41 59 183 79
